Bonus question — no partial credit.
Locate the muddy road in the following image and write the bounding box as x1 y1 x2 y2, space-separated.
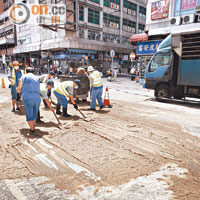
0 78 200 199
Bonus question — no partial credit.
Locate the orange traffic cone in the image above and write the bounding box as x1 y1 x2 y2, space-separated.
2 78 5 88
104 87 112 108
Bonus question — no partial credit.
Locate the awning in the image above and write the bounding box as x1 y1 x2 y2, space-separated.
130 33 148 43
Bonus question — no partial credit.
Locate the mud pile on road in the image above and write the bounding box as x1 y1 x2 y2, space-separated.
0 87 200 199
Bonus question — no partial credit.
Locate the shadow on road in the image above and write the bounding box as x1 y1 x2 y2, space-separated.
147 97 200 109
20 128 49 139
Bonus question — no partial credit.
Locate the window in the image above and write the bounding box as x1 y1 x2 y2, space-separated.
89 0 99 3
174 0 197 16
103 13 120 29
139 6 146 20
123 19 136 32
79 6 84 21
103 32 120 43
138 24 145 34
88 8 100 24
88 30 101 40
104 0 120 9
79 29 85 38
123 0 137 15
149 52 171 72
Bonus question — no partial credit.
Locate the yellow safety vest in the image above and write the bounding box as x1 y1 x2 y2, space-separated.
55 81 74 97
90 71 103 87
11 68 25 85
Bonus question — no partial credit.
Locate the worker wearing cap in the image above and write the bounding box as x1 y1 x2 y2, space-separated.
87 66 104 110
39 71 55 107
8 61 23 112
53 80 80 117
37 79 55 123
39 71 55 83
18 67 41 133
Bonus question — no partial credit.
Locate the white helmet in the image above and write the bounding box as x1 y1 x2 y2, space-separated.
87 66 94 72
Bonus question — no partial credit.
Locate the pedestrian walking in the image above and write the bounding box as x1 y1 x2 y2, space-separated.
8 61 24 112
86 66 104 110
37 79 55 123
18 67 41 133
113 67 118 82
53 80 80 117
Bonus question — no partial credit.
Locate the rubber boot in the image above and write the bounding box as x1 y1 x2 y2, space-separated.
56 105 62 115
36 110 44 123
43 99 48 108
17 93 20 101
63 107 71 117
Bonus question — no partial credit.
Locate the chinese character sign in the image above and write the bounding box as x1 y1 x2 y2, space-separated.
181 0 197 10
136 41 162 55
151 0 169 20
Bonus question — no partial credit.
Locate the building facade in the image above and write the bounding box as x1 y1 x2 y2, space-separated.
146 0 200 41
0 0 16 66
130 0 200 74
0 0 146 73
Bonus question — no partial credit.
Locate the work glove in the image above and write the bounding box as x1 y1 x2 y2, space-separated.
73 104 78 110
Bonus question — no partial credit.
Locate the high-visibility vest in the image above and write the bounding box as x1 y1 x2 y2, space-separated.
55 81 74 97
90 70 103 87
11 68 24 85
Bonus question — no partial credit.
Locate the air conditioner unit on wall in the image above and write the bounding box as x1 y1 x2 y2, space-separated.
110 22 114 28
123 25 127 31
132 11 136 16
131 27 135 33
196 14 200 22
128 27 131 32
111 3 115 9
115 23 119 29
196 6 200 13
128 9 132 15
169 16 181 26
115 4 119 10
182 14 195 24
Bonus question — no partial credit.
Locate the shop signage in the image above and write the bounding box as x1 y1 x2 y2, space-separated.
136 41 162 55
181 0 197 10
52 54 85 60
122 55 129 61
151 0 169 20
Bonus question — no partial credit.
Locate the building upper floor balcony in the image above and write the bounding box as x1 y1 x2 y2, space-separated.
0 24 15 45
0 38 15 45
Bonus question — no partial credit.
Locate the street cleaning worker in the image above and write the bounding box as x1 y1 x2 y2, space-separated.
39 71 55 83
53 80 80 117
86 66 104 110
8 61 23 112
18 67 41 133
37 79 55 123
39 71 55 107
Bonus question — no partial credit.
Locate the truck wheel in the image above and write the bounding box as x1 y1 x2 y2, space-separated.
155 85 170 98
173 87 184 99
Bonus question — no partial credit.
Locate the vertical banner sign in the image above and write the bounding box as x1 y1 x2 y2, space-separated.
181 0 197 10
151 0 169 20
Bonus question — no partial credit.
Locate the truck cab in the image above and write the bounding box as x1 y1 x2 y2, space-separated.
144 31 200 100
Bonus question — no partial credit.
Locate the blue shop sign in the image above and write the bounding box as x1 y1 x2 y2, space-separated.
52 54 85 60
136 41 162 55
